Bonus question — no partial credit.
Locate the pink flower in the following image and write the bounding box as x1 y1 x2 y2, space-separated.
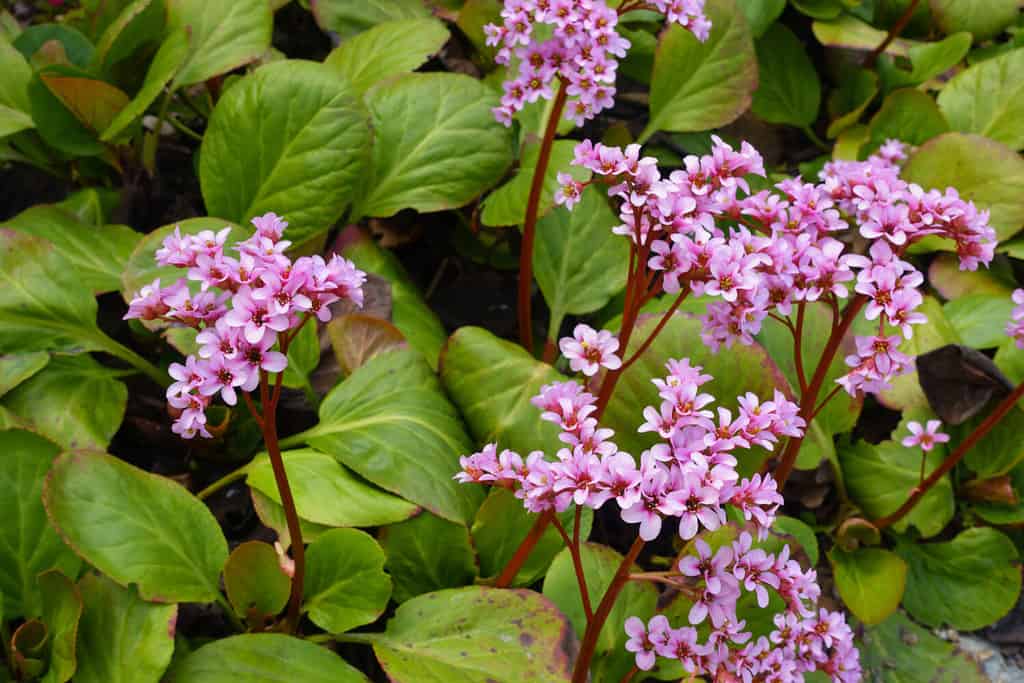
901 420 950 452
559 324 622 376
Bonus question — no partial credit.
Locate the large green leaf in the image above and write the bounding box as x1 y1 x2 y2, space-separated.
937 48 1024 151
325 18 449 96
866 88 949 152
0 430 79 618
200 60 371 247
903 133 1024 244
534 186 628 338
480 140 589 228
372 586 575 682
303 528 391 633
102 28 191 142
312 0 430 41
2 354 127 451
943 293 1015 348
0 230 111 355
640 0 757 141
0 352 49 399
75 574 176 683
602 313 785 469
379 512 478 603
283 348 483 524
352 72 514 219
166 0 272 86
167 634 368 682
928 0 1018 43
247 448 418 528
32 66 130 154
0 36 33 137
859 611 986 682
38 570 82 683
839 439 954 538
897 527 1020 630
829 547 906 626
751 23 820 127
543 543 657 682
471 487 592 587
2 205 140 294
341 231 447 369
441 326 564 455
44 451 228 603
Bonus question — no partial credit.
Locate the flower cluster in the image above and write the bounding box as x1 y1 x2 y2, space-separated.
485 0 709 126
555 136 996 397
457 351 800 542
625 534 859 681
1007 289 1024 348
124 213 366 438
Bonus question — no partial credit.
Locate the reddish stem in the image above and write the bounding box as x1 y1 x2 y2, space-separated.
794 302 808 393
518 82 569 352
495 509 555 588
620 290 689 371
864 0 920 68
553 515 593 621
571 537 645 683
874 380 1024 529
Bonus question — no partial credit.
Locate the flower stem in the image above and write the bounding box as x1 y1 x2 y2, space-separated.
571 537 645 683
874 380 1024 529
553 514 593 621
864 0 920 68
495 509 555 588
196 465 249 500
518 82 569 352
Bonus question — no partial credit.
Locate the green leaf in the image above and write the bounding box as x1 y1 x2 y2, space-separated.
2 354 127 451
286 348 483 524
223 541 290 619
877 296 959 410
246 448 418 528
44 451 228 603
102 28 191 142
325 18 449 96
880 32 972 92
167 634 368 682
929 252 1014 299
534 186 628 337
898 527 1020 629
441 326 563 455
751 23 820 127
866 88 949 153
3 205 140 294
250 489 331 547
829 547 906 626
92 0 164 73
481 139 590 228
735 0 785 37
353 73 514 219
958 404 1024 478
75 573 176 683
0 36 33 137
826 68 878 138
791 0 844 19
27 66 126 157
0 352 48 399
859 611 987 683
38 570 83 683
603 313 785 472
379 512 478 603
943 293 1015 348
937 47 1024 151
341 232 447 369
641 0 757 141
0 430 78 618
929 0 1018 43
543 543 657 682
372 586 574 682
200 60 371 247
471 488 592 586
902 133 1024 244
839 439 954 538
13 24 94 68
166 0 272 86
303 528 391 633
312 0 430 41
813 15 916 58
769 515 819 564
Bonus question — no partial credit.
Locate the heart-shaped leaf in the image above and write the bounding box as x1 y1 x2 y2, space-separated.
372 586 575 682
352 72 514 219
640 0 757 141
751 22 820 127
829 547 907 626
200 60 371 247
166 0 272 87
0 430 79 619
75 573 176 683
167 634 368 682
44 451 228 603
283 348 483 524
223 541 290 620
379 512 478 603
303 528 391 633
